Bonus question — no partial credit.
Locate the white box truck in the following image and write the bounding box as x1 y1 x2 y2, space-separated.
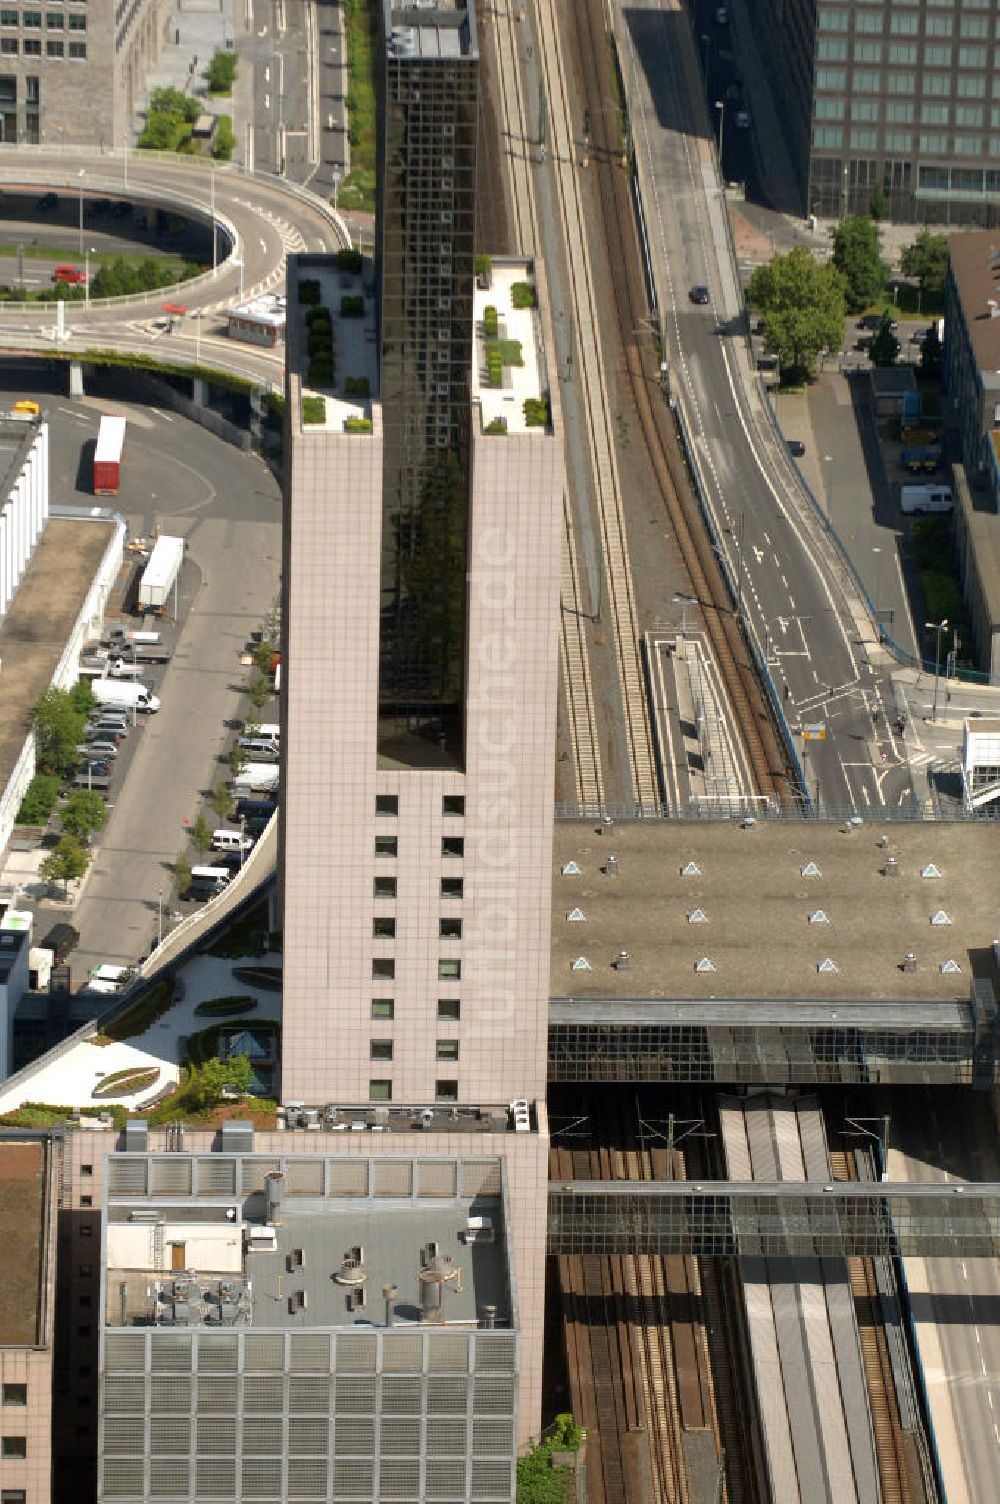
91 680 160 713
901 484 953 514
138 535 184 614
232 762 280 795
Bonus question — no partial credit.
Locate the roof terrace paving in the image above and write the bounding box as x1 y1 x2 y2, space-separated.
552 818 1000 1001
105 1197 510 1330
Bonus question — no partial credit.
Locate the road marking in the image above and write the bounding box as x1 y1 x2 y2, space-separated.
149 409 174 422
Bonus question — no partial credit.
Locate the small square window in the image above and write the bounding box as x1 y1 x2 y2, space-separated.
439 917 462 939
438 958 461 980
2 1385 27 1407
372 958 395 980
435 1079 459 1102
80 1194 92 1207
2 1491 27 1503
45 38 63 54
370 1040 394 1061
442 795 465 817
81 1163 93 1176
441 837 464 859
372 917 396 939
371 998 395 1020
369 1078 392 1102
436 1040 459 1061
375 835 398 857
375 794 398 816
1 1438 26 1459
441 877 463 899
437 999 461 1021
374 876 397 899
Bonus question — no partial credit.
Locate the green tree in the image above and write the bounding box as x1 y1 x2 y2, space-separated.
868 187 886 221
61 789 107 844
185 1053 252 1111
138 112 186 152
33 686 88 775
228 742 247 777
921 322 943 373
175 850 192 896
206 51 237 94
831 215 887 313
191 813 212 854
39 834 88 896
210 783 235 823
213 115 235 162
149 87 200 124
248 673 271 710
251 639 277 674
869 311 901 368
747 246 846 381
900 230 949 307
17 773 62 825
69 681 96 716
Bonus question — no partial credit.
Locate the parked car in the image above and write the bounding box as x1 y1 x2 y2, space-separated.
786 439 806 457
52 266 86 285
35 192 58 211
79 739 119 758
689 285 711 305
41 922 79 964
858 313 897 332
735 108 751 129
79 760 112 779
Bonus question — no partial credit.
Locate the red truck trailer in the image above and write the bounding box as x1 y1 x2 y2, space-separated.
93 415 127 494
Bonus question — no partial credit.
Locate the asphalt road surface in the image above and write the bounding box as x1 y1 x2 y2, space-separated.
6 371 283 982
620 0 915 815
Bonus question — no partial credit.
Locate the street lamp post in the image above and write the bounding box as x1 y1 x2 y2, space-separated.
84 245 95 308
926 618 948 723
211 164 217 273
332 169 341 212
233 256 244 303
157 889 163 947
714 100 725 166
77 168 85 255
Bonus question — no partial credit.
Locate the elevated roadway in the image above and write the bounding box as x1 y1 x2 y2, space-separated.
0 147 348 386
614 0 915 815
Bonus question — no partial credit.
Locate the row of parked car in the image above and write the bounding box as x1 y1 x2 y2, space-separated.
183 724 281 902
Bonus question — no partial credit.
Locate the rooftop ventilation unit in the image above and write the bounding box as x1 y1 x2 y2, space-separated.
571 956 592 971
902 951 917 973
817 957 839 974
614 950 631 971
604 855 619 877
921 863 942 878
567 908 586 923
688 908 708 924
930 910 952 926
695 956 715 973
800 861 822 878
681 861 702 877
265 1171 284 1226
809 909 830 924
561 861 582 876
884 856 899 877
940 959 962 974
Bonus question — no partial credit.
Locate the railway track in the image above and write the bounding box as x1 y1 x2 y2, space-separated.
830 1148 918 1504
551 1096 725 1504
563 0 792 802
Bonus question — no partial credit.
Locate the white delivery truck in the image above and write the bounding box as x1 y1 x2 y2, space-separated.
901 484 953 515
91 680 161 713
232 762 280 796
138 535 184 614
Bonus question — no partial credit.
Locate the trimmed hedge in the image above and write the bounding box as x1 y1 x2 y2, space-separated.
511 281 537 309
345 416 372 433
524 396 550 428
344 376 370 396
483 305 499 338
195 996 258 1017
340 295 365 318
93 1066 160 1099
232 965 283 991
485 417 508 436
298 279 321 306
302 397 327 425
336 248 363 273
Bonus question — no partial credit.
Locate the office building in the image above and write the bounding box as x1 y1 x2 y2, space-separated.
0 0 167 148
96 1144 519 1504
749 0 1000 221
0 1138 57 1504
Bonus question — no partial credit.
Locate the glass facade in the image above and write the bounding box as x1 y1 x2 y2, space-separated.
375 3 479 765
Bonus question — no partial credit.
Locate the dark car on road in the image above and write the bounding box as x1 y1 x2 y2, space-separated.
689 285 711 305
786 439 806 457
858 312 897 331
42 922 79 964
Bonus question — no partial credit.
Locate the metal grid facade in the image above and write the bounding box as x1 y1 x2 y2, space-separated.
547 1183 1000 1257
546 1020 982 1084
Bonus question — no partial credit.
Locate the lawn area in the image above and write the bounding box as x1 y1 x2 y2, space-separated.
340 0 377 214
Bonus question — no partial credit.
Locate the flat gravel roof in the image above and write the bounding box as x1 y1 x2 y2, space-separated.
0 516 116 816
0 1141 46 1345
552 819 1000 1001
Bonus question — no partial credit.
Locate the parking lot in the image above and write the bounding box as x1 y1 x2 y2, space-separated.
0 368 282 985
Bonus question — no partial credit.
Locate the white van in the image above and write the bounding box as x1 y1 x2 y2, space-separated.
255 723 280 742
212 829 254 853
189 865 231 895
901 484 953 515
